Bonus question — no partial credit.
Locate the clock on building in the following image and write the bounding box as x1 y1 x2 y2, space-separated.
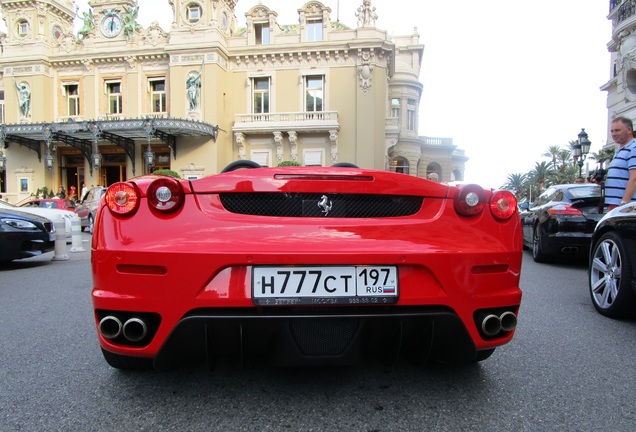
100 12 123 38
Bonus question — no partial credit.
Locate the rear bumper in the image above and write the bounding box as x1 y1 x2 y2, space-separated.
541 232 593 257
97 306 518 370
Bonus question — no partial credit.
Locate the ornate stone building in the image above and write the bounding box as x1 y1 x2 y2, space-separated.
0 0 466 202
604 1 636 145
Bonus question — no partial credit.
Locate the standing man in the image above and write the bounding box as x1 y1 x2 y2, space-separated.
605 117 636 210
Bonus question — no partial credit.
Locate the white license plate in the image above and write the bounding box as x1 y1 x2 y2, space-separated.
252 266 398 306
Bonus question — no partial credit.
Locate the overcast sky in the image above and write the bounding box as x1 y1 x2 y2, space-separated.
3 1 613 188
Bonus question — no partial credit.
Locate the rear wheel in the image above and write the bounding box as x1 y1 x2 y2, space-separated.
88 215 94 234
532 225 550 263
589 232 636 318
101 349 153 370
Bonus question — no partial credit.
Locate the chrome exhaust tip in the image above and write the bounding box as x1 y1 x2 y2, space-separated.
123 318 147 342
99 316 123 339
481 314 502 337
500 311 518 332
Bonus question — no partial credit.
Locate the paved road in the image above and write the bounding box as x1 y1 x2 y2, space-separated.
1 242 635 431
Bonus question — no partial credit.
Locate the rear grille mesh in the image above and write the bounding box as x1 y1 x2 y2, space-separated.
219 193 423 217
290 318 359 356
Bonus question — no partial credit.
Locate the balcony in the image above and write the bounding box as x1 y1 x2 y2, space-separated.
233 111 339 134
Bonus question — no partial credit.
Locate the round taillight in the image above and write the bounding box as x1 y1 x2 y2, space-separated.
147 177 184 212
454 184 487 216
105 183 139 216
490 190 517 220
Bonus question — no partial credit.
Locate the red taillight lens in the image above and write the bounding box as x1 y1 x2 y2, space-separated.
548 204 582 216
147 177 184 212
490 190 517 220
454 184 487 216
105 183 140 216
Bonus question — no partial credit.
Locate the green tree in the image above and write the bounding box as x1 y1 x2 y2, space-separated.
501 173 527 200
542 145 562 170
529 161 553 194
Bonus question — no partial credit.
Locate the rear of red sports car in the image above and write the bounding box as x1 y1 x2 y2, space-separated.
91 165 522 370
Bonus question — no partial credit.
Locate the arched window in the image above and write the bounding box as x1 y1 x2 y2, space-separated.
390 156 409 174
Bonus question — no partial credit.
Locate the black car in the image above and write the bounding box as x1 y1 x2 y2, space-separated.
589 203 636 318
0 208 55 262
521 183 604 262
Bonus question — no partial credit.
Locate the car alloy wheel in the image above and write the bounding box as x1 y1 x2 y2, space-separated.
532 225 549 263
589 232 636 318
88 215 94 234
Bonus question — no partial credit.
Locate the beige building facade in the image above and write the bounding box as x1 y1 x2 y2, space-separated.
604 1 636 147
0 0 466 202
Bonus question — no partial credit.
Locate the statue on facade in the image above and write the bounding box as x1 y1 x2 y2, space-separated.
76 7 95 39
356 0 378 27
123 2 141 38
13 76 31 117
186 62 204 111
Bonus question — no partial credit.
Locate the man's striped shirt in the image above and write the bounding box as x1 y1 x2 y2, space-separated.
605 139 636 205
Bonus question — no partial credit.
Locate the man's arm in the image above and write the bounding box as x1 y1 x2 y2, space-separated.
622 168 636 203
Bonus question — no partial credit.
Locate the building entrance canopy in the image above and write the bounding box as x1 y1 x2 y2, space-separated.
0 118 219 175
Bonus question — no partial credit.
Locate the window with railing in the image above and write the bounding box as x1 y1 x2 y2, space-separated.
255 23 270 45
391 98 400 118
149 78 166 113
62 83 80 116
252 77 270 114
105 80 123 114
307 19 323 42
305 76 324 112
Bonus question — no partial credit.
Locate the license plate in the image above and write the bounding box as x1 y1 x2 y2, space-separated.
252 266 398 306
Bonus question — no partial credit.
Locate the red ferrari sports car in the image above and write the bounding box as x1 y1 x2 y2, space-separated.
91 162 522 370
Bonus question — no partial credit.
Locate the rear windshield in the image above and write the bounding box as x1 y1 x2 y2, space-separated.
567 185 601 199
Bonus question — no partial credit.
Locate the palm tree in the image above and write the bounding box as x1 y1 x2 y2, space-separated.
588 148 615 169
529 161 553 194
557 149 572 171
542 145 562 170
501 173 527 200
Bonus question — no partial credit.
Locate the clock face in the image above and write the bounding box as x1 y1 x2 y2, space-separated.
51 25 63 40
100 14 123 38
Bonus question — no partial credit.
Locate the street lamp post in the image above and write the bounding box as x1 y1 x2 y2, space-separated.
572 128 591 178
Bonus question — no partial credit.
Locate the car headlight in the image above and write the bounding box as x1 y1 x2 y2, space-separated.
1 218 39 230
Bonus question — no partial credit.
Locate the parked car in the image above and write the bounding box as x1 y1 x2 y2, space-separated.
588 202 636 318
19 197 76 211
520 183 604 262
0 200 77 240
92 162 522 371
75 186 107 233
0 208 55 262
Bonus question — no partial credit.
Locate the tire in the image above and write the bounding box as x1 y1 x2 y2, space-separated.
474 348 495 362
331 162 359 168
589 231 636 318
88 215 94 234
532 225 550 263
101 348 153 370
220 160 262 173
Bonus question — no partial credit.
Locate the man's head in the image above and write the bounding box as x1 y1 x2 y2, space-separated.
427 173 439 182
611 117 634 146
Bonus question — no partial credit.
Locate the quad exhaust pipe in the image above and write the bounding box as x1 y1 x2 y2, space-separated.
480 311 518 337
99 316 147 342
